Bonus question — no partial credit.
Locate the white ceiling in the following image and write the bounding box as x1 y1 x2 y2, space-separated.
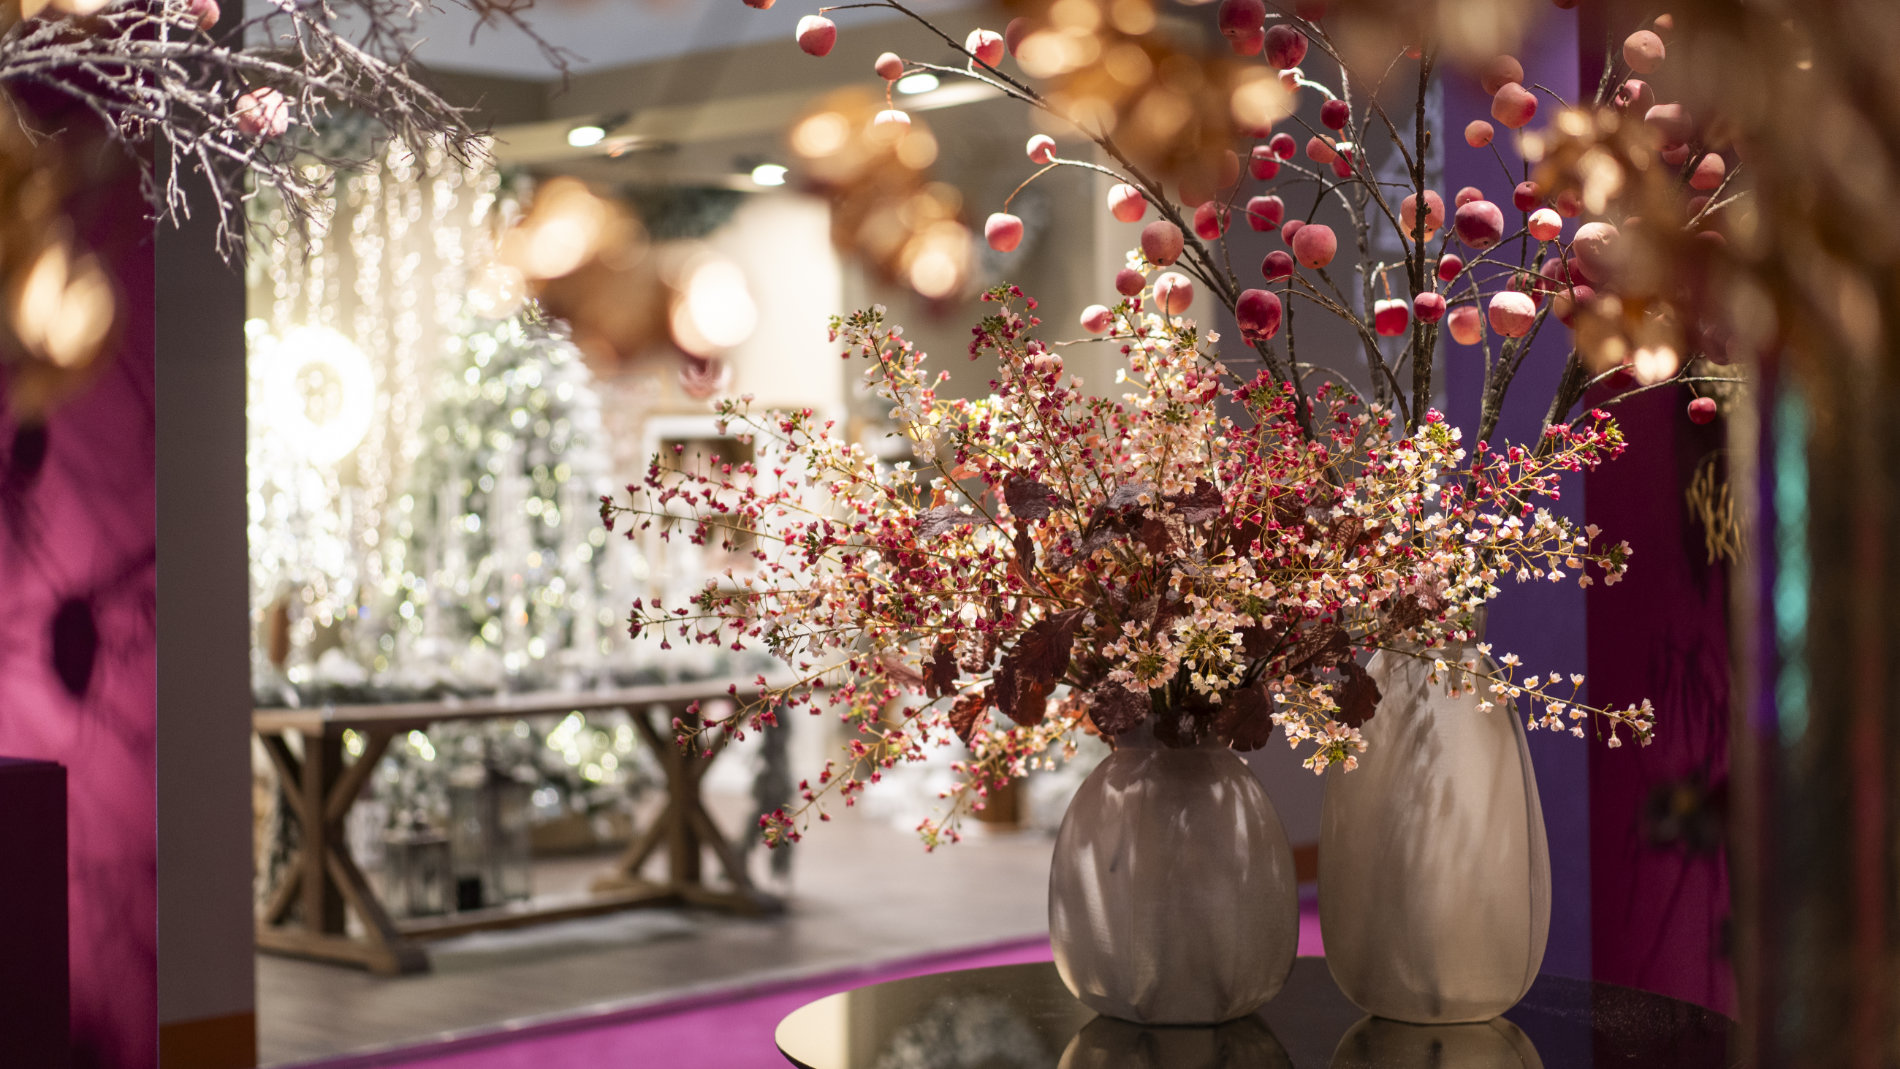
411 0 976 79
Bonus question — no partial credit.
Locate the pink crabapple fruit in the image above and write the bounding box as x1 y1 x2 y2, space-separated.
1455 185 1484 208
1687 396 1717 424
1026 134 1057 164
1218 0 1267 42
965 28 1005 67
796 15 836 56
1399 190 1445 240
1614 79 1655 116
1553 189 1583 218
1292 223 1337 268
1437 254 1464 282
1448 304 1485 345
1690 153 1726 191
1141 220 1185 265
1281 218 1305 244
235 87 290 139
1488 291 1537 337
1513 180 1543 212
1320 99 1350 130
1661 141 1692 166
1269 132 1297 159
1005 18 1030 56
1279 68 1302 92
872 109 910 130
1454 200 1505 249
1465 120 1495 148
1528 208 1563 242
1250 146 1281 180
875 52 905 81
1153 272 1195 314
1623 30 1665 74
985 213 1024 252
1373 299 1410 336
1645 102 1695 144
1115 268 1146 296
1230 27 1266 56
1193 201 1230 240
1306 136 1336 164
1108 183 1147 223
1570 221 1620 282
1480 55 1524 95
1492 83 1538 129
1246 195 1285 232
1330 151 1353 179
187 0 219 30
1413 291 1447 323
1261 249 1295 281
1264 25 1308 70
1080 305 1115 334
1235 288 1283 339
1553 283 1595 327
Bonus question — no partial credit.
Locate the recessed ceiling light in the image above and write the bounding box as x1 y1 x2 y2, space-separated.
750 163 789 187
895 72 940 96
567 124 607 148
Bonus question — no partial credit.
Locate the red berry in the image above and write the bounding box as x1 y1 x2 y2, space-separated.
1512 180 1543 212
1230 26 1266 56
1447 305 1484 345
1373 298 1410 336
1689 152 1726 191
1491 83 1537 129
1527 208 1562 242
985 212 1024 252
1236 287 1284 340
796 15 836 56
1413 291 1447 323
1320 99 1350 130
1245 195 1285 232
1613 79 1654 116
1553 283 1595 327
1116 268 1146 296
1623 30 1665 74
1261 250 1295 281
1436 254 1464 282
1107 183 1147 223
1218 0 1267 42
1687 396 1718 424
1281 218 1305 244
1453 200 1505 249
1269 132 1297 159
1661 141 1692 166
1552 189 1583 218
1264 25 1308 69
1479 55 1523 95
1141 220 1185 265
1193 200 1230 240
1153 272 1194 314
1249 146 1281 181
1330 152 1353 179
1465 120 1495 148
1488 291 1537 337
966 28 1005 67
1004 17 1031 57
1292 223 1337 268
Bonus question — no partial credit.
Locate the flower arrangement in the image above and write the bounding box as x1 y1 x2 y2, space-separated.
604 287 1654 848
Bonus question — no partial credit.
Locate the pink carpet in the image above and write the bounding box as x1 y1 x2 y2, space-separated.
304 899 1323 1069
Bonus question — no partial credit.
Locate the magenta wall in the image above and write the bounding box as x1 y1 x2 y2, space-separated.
0 166 159 1065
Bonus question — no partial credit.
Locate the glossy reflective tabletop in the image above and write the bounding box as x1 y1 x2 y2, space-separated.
775 958 1735 1068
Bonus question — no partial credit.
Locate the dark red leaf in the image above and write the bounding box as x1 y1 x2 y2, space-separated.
1286 623 1351 673
1164 478 1224 524
949 690 991 743
1336 662 1381 728
926 641 959 699
1086 685 1149 737
995 608 1084 727
918 505 982 539
1004 476 1064 522
1215 683 1277 751
879 654 924 688
1137 515 1172 554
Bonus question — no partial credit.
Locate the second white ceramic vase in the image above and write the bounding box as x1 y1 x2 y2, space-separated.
1319 643 1551 1023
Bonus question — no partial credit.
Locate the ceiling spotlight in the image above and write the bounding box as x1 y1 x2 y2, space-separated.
750 163 789 187
895 72 940 95
567 124 607 148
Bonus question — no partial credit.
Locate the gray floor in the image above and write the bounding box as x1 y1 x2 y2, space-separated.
257 799 1055 1066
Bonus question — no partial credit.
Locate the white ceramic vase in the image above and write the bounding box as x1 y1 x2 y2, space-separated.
1049 721 1299 1025
1319 644 1551 1023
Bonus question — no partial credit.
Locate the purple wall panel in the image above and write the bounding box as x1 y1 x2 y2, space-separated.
1585 387 1734 1014
0 161 159 1066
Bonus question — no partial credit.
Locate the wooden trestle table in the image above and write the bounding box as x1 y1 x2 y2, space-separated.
254 678 782 974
